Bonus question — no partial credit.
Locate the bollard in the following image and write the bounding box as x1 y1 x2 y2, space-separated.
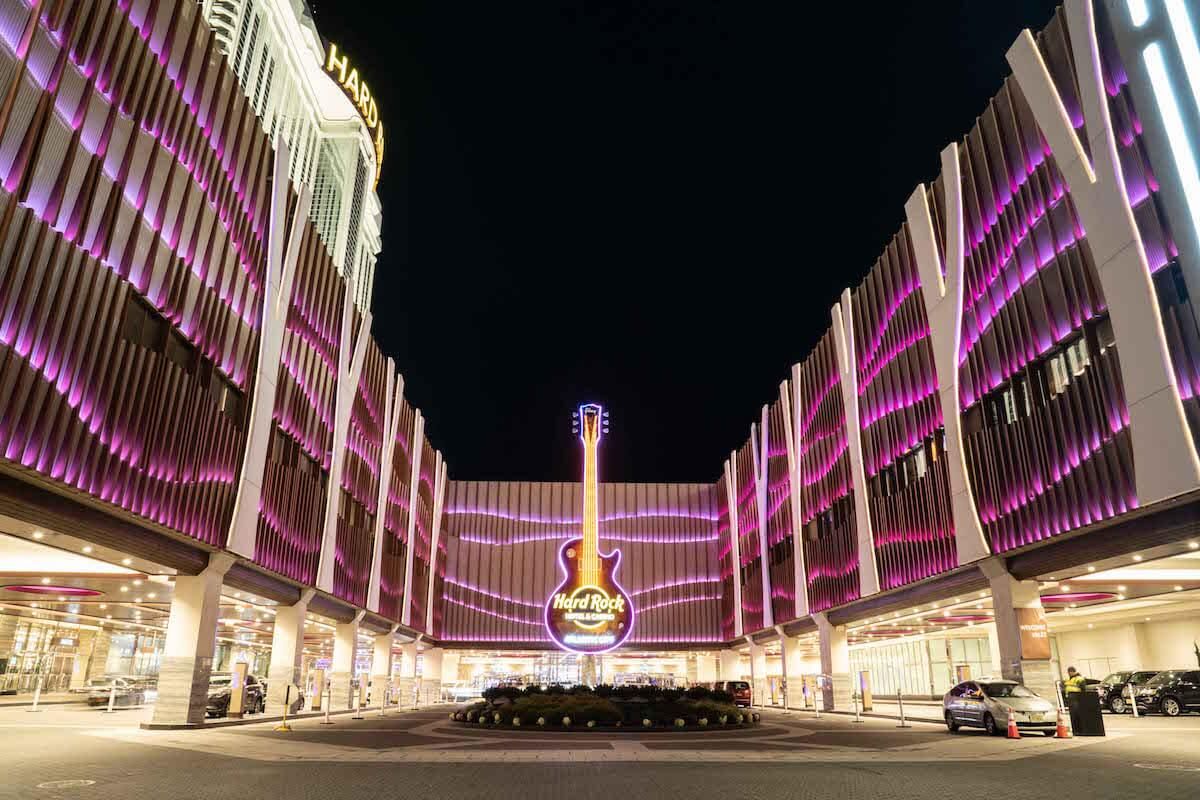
352 686 364 720
103 682 117 714
896 689 911 728
274 686 293 732
812 677 821 720
320 684 334 725
1128 685 1140 719
27 677 43 713
853 691 863 723
379 687 388 718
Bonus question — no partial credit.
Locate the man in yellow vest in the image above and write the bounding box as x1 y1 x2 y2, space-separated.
1064 667 1088 695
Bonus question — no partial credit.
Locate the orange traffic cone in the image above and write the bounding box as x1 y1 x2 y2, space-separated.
1006 713 1021 739
1055 708 1072 739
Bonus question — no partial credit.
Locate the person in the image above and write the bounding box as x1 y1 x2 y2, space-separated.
1064 666 1088 695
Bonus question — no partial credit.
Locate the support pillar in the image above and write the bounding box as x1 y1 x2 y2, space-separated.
747 637 767 708
778 630 810 710
421 647 444 704
982 558 1056 701
396 641 418 706
329 611 364 710
371 627 397 705
695 653 718 684
718 649 740 682
815 612 851 711
151 554 235 726
266 589 314 712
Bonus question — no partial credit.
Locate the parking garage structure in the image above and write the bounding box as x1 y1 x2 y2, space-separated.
5 0 1200 727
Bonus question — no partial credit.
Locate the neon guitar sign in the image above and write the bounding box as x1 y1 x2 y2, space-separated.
544 404 634 653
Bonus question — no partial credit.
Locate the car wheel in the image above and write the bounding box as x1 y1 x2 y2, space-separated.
983 713 999 736
945 712 959 733
1109 696 1126 714
1162 697 1182 717
1043 730 1056 737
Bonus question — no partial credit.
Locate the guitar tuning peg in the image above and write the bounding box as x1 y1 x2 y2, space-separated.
571 411 579 418
602 411 610 418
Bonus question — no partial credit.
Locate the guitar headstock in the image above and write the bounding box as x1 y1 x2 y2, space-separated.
571 403 610 445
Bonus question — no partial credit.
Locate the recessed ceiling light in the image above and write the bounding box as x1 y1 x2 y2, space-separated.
132 579 142 586
99 603 107 609
1174 585 1183 591
82 546 93 554
134 597 142 603
30 602 38 608
40 578 50 585
1087 623 1094 629
147 593 156 599
1133 555 1143 562
32 531 43 539
1117 594 1126 600
121 558 132 566
1118 585 1126 591
1087 566 1095 572
119 586 128 593
1190 542 1199 550
1062 584 1071 591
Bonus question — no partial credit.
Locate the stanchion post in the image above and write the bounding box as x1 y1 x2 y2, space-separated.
853 688 863 723
103 681 117 714
27 677 43 713
813 676 821 720
320 684 334 725
274 686 293 732
1127 684 1139 719
896 688 911 728
379 687 387 717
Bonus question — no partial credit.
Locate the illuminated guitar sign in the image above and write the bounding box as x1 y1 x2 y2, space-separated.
544 404 634 653
324 43 385 187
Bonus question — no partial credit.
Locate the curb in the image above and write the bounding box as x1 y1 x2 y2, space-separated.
140 704 448 731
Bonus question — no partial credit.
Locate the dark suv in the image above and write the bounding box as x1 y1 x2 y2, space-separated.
1134 670 1200 716
206 673 266 717
1097 670 1162 713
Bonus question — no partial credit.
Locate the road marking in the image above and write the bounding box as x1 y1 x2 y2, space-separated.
1133 762 1200 772
36 780 96 789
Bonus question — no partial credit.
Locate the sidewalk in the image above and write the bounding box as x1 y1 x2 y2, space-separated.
757 700 945 725
0 691 85 708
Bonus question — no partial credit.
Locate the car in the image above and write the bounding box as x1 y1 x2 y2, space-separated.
80 676 147 707
205 672 266 717
1096 670 1162 713
943 680 1057 736
713 680 752 707
1134 670 1200 716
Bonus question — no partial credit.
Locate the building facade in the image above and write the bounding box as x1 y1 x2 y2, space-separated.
1 0 1200 723
199 0 383 311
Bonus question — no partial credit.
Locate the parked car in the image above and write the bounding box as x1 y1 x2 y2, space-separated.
1134 670 1200 716
206 673 266 717
943 680 1057 736
713 680 752 707
80 676 147 707
1097 670 1162 713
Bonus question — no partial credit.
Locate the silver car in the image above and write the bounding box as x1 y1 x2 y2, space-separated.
943 680 1057 736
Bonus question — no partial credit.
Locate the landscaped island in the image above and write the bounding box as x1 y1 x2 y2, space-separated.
450 685 761 730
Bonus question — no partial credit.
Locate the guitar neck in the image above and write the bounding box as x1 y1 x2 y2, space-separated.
581 437 599 585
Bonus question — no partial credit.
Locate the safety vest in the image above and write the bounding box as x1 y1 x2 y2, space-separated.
1064 675 1087 694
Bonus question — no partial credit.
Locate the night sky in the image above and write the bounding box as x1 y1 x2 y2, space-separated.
313 1 1061 483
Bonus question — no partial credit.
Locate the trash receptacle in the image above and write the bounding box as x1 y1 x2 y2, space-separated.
1067 692 1106 736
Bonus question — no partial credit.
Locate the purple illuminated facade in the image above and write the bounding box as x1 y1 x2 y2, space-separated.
1 0 1200 655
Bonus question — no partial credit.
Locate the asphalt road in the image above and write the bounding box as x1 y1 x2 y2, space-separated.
2 704 1198 800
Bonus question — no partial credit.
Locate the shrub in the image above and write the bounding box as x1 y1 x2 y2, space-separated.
562 716 572 727
567 684 593 695
684 686 712 701
674 718 685 728
482 686 523 703
593 684 614 698
537 717 546 726
711 689 735 704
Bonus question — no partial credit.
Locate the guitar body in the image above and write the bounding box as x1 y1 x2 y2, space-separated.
544 536 634 653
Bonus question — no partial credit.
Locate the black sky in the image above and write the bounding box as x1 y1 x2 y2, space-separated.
312 1 1061 483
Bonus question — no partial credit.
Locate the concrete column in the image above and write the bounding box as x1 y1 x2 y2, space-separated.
421 647 444 703
579 654 597 686
396 641 418 706
371 627 396 705
151 554 235 726
442 651 462 685
329 612 364 710
779 633 811 710
87 629 112 680
718 649 741 682
982 558 1056 701
266 589 314 712
695 653 718 684
69 630 97 689
815 612 851 711
747 638 767 708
